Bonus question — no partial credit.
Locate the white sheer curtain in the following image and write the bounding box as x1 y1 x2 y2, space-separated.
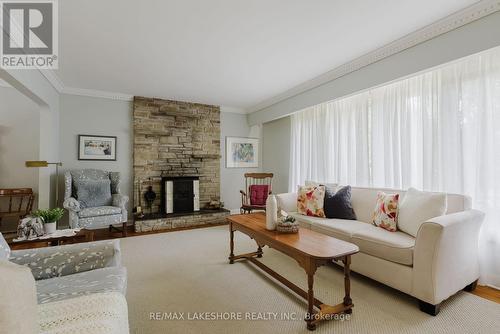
290 46 500 287
289 92 371 190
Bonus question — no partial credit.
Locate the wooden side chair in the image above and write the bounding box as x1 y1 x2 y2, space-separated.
240 173 273 214
0 188 35 233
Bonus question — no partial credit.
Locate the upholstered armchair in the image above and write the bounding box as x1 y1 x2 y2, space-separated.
0 232 129 333
63 169 128 236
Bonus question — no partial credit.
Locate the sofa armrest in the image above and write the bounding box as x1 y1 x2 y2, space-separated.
276 192 297 214
10 239 122 280
63 197 81 212
412 209 485 304
112 194 129 208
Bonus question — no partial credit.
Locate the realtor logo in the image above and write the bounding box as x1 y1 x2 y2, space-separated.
0 0 58 69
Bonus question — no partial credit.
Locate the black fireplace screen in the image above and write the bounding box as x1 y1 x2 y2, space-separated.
173 179 194 212
161 176 198 214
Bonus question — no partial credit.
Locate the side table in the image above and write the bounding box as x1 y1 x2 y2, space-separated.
7 229 94 249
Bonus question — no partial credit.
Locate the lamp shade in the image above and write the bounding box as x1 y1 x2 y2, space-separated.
25 161 49 167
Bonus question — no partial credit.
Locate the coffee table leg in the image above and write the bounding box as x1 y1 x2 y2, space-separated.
229 222 235 264
343 255 353 314
306 272 316 331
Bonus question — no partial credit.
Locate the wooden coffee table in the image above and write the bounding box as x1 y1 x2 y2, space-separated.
227 213 359 331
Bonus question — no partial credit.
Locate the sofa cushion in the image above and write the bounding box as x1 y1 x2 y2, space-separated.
249 184 269 206
36 266 127 304
276 192 298 213
0 260 38 334
324 186 357 220
372 192 400 232
351 226 415 266
398 187 447 237
290 213 370 241
78 206 122 218
10 239 121 280
75 179 112 208
351 187 396 223
38 292 129 334
297 185 326 217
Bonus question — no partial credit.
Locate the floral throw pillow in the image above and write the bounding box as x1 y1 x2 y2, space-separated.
372 192 400 232
297 185 326 218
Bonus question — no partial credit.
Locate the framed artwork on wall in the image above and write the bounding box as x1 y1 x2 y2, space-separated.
226 137 259 168
78 135 117 161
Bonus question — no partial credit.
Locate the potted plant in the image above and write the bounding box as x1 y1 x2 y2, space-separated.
33 208 65 235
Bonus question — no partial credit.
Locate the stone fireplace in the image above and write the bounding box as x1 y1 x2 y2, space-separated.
133 96 228 232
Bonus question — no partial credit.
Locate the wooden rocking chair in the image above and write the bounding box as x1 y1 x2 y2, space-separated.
240 173 273 214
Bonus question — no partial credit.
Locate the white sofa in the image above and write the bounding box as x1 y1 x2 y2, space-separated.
276 186 485 315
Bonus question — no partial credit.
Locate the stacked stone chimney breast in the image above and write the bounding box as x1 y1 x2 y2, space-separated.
133 96 221 213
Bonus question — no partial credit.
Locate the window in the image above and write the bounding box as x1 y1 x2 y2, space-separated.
290 46 500 287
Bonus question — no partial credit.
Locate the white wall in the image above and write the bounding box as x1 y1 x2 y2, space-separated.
262 116 290 194
59 94 133 214
248 10 500 125
0 69 60 208
220 110 262 212
58 97 256 216
0 87 40 196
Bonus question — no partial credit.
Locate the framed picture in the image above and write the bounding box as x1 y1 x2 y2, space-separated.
78 135 117 161
226 137 259 168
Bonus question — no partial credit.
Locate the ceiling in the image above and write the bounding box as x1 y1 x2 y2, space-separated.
57 0 479 110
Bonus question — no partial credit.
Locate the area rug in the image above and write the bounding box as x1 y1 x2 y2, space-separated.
120 225 500 334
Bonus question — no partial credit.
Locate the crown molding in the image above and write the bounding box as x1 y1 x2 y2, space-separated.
248 0 500 113
0 78 11 88
40 70 64 92
220 106 249 114
61 86 134 101
37 69 134 101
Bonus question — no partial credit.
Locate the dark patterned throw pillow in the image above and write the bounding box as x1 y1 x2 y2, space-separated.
323 185 357 220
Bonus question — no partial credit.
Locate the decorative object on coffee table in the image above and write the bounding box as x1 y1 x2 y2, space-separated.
227 213 359 331
78 135 117 161
226 137 259 168
17 216 44 239
33 208 65 235
265 194 277 230
276 215 299 233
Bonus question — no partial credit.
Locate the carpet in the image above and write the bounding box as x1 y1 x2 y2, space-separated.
120 225 500 334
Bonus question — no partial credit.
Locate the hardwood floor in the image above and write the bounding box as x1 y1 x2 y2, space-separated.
471 285 500 304
7 222 228 250
8 222 500 305
92 222 229 240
